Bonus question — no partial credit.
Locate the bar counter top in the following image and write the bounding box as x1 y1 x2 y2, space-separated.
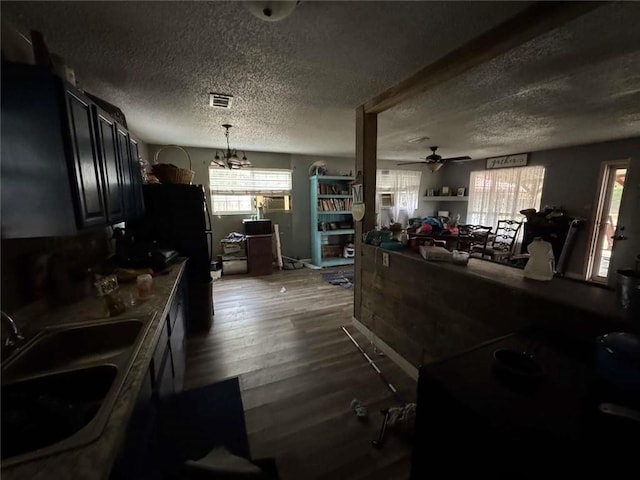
384 245 621 322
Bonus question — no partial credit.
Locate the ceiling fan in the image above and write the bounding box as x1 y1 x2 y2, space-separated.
398 146 472 172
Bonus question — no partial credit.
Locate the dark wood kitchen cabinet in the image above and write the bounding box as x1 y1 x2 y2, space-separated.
94 107 125 224
128 136 145 220
116 127 145 221
64 86 109 228
2 62 80 238
116 127 134 219
0 60 144 238
168 277 187 391
111 275 187 479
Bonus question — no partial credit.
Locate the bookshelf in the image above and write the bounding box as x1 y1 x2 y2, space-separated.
310 175 355 267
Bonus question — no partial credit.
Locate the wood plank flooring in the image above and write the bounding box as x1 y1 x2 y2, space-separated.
184 267 417 480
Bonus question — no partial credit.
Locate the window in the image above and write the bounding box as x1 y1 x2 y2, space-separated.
209 168 292 215
211 194 254 215
467 166 545 227
376 169 422 227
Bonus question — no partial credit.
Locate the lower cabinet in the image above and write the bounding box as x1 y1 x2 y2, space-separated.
110 277 187 479
110 370 156 479
168 278 187 392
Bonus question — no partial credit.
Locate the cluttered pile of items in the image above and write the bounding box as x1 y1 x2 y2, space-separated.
364 214 466 263
220 233 248 275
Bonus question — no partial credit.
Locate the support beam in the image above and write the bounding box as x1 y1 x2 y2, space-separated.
354 105 377 321
364 1 605 114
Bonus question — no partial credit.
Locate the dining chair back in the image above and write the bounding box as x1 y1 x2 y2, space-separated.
456 225 492 252
471 219 523 261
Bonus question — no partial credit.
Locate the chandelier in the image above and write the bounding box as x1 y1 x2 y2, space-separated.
211 124 251 169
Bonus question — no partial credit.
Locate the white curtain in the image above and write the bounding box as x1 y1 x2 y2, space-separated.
376 169 422 227
467 166 545 228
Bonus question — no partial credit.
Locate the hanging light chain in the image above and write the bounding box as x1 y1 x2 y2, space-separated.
212 124 251 168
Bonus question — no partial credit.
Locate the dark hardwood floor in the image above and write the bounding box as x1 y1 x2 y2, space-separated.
184 266 417 480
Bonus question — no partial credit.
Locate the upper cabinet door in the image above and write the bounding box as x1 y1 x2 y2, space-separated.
129 136 145 219
116 126 135 219
1 61 77 238
64 87 108 228
94 108 124 224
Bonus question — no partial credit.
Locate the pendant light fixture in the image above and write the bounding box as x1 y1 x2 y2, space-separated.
211 124 251 169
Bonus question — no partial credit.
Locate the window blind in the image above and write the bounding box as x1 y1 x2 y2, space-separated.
209 168 292 195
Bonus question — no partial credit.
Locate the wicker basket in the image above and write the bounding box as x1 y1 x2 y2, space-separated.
152 145 195 185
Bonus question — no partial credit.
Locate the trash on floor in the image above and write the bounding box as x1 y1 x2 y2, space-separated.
279 286 286 293
387 403 416 435
350 398 368 419
281 256 304 270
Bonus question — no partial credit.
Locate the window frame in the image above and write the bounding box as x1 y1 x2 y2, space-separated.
208 167 292 215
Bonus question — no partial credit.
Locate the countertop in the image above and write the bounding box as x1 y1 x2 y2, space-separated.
1 259 187 480
373 245 621 322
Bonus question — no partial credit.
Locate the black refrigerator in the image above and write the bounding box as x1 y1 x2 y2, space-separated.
129 184 213 331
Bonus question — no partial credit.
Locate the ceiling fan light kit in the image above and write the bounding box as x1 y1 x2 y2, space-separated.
211 124 251 169
397 146 471 171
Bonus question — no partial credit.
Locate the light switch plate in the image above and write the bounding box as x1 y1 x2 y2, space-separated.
382 252 390 267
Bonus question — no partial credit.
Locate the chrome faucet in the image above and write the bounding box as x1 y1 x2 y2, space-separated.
1 310 25 351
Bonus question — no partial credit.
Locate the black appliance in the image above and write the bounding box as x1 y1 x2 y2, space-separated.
113 227 179 271
128 184 213 330
242 219 272 235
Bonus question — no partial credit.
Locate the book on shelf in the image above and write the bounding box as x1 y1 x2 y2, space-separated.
318 182 348 195
317 198 352 212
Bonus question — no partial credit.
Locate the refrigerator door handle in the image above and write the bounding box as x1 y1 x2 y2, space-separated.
202 185 213 266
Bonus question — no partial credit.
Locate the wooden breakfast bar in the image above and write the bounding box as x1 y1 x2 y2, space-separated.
354 244 629 371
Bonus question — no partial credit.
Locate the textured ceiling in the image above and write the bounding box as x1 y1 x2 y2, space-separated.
379 2 640 162
3 2 639 161
1 0 532 157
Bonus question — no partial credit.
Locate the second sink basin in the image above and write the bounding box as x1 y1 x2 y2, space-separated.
3 319 143 380
1 365 117 460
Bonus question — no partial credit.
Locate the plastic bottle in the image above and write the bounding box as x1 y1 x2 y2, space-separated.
524 237 554 281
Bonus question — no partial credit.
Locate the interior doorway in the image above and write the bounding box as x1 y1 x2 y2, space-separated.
587 161 628 282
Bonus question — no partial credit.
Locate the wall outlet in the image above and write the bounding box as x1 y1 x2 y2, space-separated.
382 252 390 267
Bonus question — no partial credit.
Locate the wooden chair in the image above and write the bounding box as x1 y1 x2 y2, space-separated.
471 220 522 262
456 225 492 253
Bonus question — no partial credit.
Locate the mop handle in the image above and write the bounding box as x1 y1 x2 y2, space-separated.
342 326 405 404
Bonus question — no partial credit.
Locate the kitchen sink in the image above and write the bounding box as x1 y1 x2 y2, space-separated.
0 317 151 467
2 365 117 460
2 319 143 380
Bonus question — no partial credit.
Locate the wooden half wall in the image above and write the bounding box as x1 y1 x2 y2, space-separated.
357 245 625 369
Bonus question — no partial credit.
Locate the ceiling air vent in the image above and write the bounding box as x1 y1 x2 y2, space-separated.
209 93 233 109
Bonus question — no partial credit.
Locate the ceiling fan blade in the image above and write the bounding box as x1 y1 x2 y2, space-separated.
442 156 472 162
397 161 428 166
